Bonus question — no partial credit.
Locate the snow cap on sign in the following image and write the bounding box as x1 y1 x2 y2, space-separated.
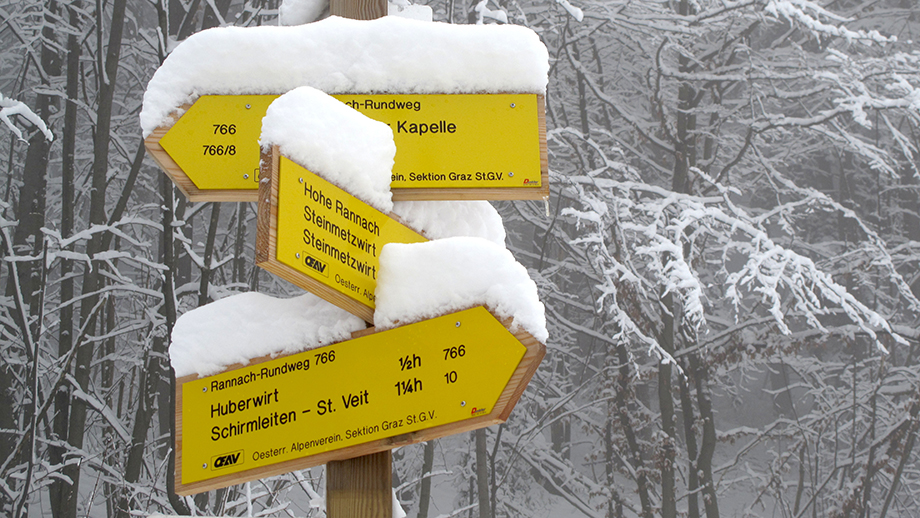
279 0 326 25
393 200 506 245
261 86 396 212
170 292 365 378
374 237 547 343
388 1 433 21
140 16 549 136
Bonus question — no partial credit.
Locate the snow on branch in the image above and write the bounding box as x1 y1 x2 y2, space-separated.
0 92 53 141
562 179 684 367
561 170 903 358
722 231 896 352
69 385 131 443
473 0 508 24
635 237 705 332
764 0 895 44
750 160 920 316
555 0 583 22
823 60 920 132
41 220 155 251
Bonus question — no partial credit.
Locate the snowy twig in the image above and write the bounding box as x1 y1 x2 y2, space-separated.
0 92 53 141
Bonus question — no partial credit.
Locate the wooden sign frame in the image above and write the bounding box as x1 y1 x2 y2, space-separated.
144 94 548 202
174 307 545 495
256 146 425 323
143 104 220 200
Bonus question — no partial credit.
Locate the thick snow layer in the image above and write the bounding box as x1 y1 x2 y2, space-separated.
393 200 506 245
261 87 396 212
170 292 365 377
374 237 547 342
140 16 549 135
279 0 430 26
279 0 327 25
388 0 432 21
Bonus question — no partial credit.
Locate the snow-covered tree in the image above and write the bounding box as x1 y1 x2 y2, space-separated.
481 0 920 516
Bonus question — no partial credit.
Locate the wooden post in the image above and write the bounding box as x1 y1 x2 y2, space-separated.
330 0 386 20
323 4 389 515
327 450 393 518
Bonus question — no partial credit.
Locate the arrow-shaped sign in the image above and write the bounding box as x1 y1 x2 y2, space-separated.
145 93 548 202
256 149 426 323
175 306 545 495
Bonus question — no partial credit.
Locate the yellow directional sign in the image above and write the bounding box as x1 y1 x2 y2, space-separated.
175 306 545 495
145 94 548 202
158 95 274 191
257 153 426 322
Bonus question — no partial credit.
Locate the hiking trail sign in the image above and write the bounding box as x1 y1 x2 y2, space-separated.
256 148 427 323
144 93 548 202
175 306 546 495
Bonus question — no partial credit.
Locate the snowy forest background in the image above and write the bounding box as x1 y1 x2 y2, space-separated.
2 0 920 516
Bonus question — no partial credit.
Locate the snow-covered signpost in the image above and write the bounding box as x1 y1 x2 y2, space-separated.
142 13 549 518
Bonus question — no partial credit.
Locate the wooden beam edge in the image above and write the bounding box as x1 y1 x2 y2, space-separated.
390 186 549 201
254 146 275 266
175 375 185 494
538 94 549 196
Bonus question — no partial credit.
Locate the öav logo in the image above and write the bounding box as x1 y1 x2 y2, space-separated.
303 254 329 277
522 178 540 186
211 450 243 470
470 407 488 417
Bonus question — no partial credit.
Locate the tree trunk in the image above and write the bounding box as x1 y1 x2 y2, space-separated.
604 415 621 518
102 292 120 517
1 106 53 480
59 0 128 513
475 429 492 518
418 440 435 518
572 39 595 170
115 328 169 518
233 203 247 283
678 363 700 518
49 2 82 513
198 202 221 306
550 356 569 459
3 2 59 512
672 0 697 195
879 400 919 518
658 293 677 518
616 342 653 518
12 245 47 518
690 353 719 518
161 177 189 515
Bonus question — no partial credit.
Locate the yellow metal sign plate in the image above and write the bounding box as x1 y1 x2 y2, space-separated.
159 95 275 190
276 157 426 310
159 94 543 192
179 306 526 486
343 93 543 189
